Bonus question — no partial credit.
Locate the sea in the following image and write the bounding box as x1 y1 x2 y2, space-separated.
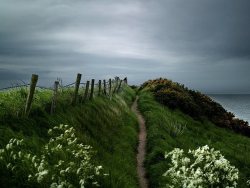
209 94 250 124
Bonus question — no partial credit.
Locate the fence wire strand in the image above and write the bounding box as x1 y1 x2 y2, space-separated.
0 77 125 92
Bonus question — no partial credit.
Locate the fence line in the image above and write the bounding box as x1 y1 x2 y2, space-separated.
0 73 128 117
0 82 115 91
0 78 120 91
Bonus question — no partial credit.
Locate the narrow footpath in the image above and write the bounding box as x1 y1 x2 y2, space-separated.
131 96 148 188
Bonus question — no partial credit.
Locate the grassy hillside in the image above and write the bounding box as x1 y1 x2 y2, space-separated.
2 78 250 187
138 91 250 187
0 86 139 188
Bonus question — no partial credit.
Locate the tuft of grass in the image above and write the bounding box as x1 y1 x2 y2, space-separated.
138 91 250 188
0 86 139 188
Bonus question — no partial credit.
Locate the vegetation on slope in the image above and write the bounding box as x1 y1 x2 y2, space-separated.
0 86 139 188
0 85 105 119
141 78 250 137
138 91 250 187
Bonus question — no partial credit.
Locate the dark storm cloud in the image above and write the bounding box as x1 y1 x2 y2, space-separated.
0 68 26 80
149 0 250 59
0 0 250 93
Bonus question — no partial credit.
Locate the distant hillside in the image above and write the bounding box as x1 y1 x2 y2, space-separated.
140 78 250 137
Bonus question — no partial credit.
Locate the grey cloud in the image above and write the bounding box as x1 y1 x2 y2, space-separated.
144 0 250 59
0 0 250 93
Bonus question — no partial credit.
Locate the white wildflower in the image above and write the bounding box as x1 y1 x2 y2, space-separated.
163 145 239 187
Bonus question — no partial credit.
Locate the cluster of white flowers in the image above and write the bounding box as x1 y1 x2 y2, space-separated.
163 145 239 188
0 124 105 187
0 138 30 171
247 179 250 187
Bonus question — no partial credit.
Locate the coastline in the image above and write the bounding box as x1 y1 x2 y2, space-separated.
209 94 250 124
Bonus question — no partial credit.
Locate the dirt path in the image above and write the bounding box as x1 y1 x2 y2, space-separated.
131 96 148 188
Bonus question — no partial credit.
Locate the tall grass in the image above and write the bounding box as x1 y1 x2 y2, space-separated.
0 79 120 119
138 91 250 188
0 86 139 187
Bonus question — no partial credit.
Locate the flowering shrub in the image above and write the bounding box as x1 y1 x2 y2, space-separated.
247 179 250 187
163 145 239 188
0 124 105 187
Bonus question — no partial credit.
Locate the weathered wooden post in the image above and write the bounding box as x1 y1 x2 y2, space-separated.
113 77 119 94
72 73 82 105
82 81 90 102
117 79 123 93
24 74 38 116
90 79 95 100
109 78 112 96
50 81 59 114
103 79 107 96
98 80 102 96
124 77 127 85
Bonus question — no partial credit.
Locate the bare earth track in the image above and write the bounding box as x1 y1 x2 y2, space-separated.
131 96 148 188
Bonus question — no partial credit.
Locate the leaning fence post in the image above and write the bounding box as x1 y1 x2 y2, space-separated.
124 77 127 85
50 81 59 114
117 79 123 93
98 80 102 96
103 79 107 96
72 73 82 105
82 81 90 102
109 78 112 96
24 74 38 116
113 77 119 94
90 79 95 100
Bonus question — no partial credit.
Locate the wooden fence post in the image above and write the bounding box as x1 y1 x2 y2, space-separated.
90 79 95 100
50 81 59 114
72 73 82 105
113 77 119 94
82 81 90 102
103 79 107 96
109 78 112 96
98 80 102 96
117 80 123 93
124 77 127 85
24 74 38 116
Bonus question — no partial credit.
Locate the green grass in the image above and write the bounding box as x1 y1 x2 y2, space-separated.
0 79 121 119
0 86 74 118
138 91 250 188
0 86 139 188
4 82 249 187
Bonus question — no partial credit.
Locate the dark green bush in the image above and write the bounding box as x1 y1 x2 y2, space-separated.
141 78 250 137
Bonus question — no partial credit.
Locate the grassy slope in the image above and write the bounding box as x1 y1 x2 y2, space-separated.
0 87 139 188
138 91 250 188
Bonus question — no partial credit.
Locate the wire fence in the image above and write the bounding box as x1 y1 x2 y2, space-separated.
0 73 128 117
0 80 114 91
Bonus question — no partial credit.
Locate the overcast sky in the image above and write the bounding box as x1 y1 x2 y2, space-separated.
0 0 250 93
